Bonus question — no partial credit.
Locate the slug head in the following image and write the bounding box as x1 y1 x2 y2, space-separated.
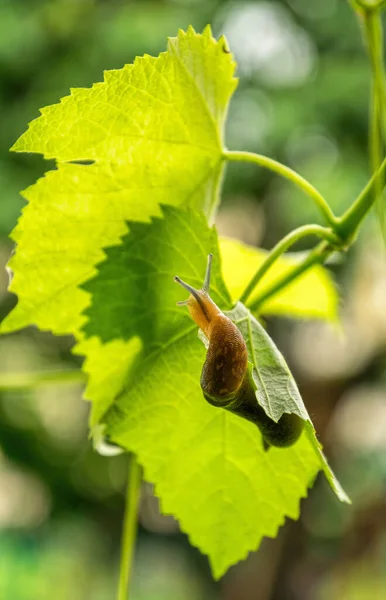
174 254 222 337
175 255 248 402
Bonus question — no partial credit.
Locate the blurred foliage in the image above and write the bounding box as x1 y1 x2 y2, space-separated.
0 0 386 598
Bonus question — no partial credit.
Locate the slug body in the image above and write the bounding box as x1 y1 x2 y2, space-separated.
174 255 303 450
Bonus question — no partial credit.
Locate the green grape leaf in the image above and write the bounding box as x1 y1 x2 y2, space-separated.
226 302 308 422
79 205 231 424
220 237 338 321
80 206 349 578
2 26 236 335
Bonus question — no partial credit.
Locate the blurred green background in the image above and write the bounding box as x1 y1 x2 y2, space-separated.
1 0 386 598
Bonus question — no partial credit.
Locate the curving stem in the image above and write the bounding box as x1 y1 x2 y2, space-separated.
223 150 339 230
117 454 142 600
239 225 340 306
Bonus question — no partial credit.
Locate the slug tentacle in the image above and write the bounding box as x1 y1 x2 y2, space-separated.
202 253 213 291
173 256 221 336
174 255 303 450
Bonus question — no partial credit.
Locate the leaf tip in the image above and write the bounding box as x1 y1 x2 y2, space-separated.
10 140 22 153
304 422 351 504
10 132 28 153
202 24 213 39
185 24 197 36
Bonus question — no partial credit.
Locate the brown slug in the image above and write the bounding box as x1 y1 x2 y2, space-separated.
174 254 304 450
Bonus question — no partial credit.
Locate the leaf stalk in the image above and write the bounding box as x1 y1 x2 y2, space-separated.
117 455 142 600
223 150 339 229
334 156 386 239
362 6 386 236
239 225 340 306
241 155 386 311
248 242 331 313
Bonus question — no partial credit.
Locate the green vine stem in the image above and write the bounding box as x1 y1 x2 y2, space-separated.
335 154 386 238
352 0 386 12
239 225 339 305
248 242 330 312
117 455 142 600
245 156 386 311
223 150 339 229
0 369 85 390
361 6 386 234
